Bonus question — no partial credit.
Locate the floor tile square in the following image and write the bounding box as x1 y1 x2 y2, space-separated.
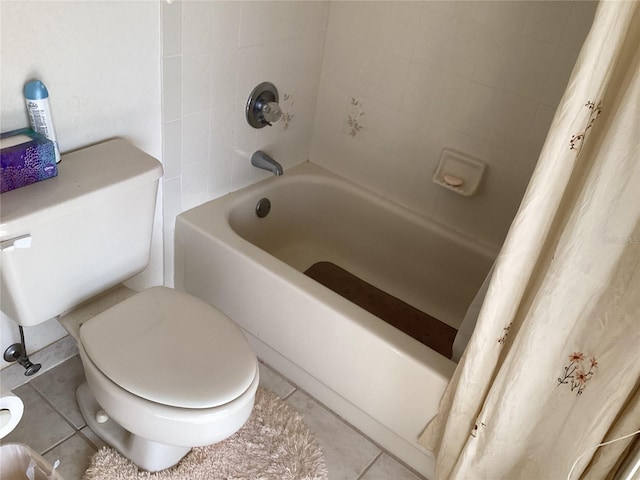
258 362 296 399
30 356 86 429
43 432 97 480
361 453 424 480
286 391 380 480
2 384 75 454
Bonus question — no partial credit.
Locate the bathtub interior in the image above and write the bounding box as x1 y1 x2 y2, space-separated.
228 168 496 335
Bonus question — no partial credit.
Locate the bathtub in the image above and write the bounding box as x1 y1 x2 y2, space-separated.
174 162 495 477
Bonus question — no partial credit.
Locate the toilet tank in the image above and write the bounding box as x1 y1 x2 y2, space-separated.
0 139 163 327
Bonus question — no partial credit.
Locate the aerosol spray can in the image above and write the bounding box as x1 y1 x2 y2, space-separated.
24 80 61 163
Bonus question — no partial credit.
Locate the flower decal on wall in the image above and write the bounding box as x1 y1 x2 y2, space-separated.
557 351 598 396
280 93 295 131
569 101 602 153
347 98 365 137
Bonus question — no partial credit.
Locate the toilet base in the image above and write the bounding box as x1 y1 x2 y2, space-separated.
77 383 191 472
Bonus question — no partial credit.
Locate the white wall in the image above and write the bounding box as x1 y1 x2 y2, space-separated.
161 1 329 285
0 1 162 368
311 1 597 248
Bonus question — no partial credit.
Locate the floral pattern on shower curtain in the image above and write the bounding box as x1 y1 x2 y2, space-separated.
419 2 640 479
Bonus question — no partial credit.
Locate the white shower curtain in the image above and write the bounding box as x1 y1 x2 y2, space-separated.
419 2 640 479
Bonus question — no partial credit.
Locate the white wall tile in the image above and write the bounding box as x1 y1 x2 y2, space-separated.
454 1 493 25
282 33 326 88
238 1 290 48
209 101 235 154
234 44 266 105
162 176 182 285
428 72 471 126
182 54 212 115
286 1 330 40
483 1 533 39
255 125 280 162
162 0 182 57
522 1 574 45
491 92 539 139
401 62 438 116
454 82 496 140
232 99 258 150
182 161 208 211
181 110 210 167
411 8 456 68
356 51 411 106
471 24 518 90
182 1 213 56
163 119 182 179
210 47 238 101
503 39 559 101
163 56 182 122
208 149 233 199
163 176 183 230
540 47 581 108
210 1 240 51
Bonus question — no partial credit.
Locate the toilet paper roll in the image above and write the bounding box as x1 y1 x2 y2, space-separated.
0 391 24 439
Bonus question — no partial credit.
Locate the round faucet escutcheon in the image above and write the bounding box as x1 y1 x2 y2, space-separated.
246 82 282 129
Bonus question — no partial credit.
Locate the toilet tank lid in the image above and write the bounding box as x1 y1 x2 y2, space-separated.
0 139 162 239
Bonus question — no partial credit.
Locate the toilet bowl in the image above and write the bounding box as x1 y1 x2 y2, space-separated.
76 286 259 471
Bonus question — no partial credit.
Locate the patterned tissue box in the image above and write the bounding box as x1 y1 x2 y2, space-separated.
1 128 58 193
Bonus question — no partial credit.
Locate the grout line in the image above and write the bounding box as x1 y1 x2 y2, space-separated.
260 359 428 480
0 335 78 391
282 387 297 401
29 381 87 433
355 451 383 480
40 430 77 456
77 428 102 452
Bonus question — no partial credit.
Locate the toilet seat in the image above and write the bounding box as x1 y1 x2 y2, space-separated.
80 286 257 409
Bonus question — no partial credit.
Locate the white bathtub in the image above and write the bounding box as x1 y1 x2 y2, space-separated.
174 162 495 478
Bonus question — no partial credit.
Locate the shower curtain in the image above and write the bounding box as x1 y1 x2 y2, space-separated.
419 2 640 479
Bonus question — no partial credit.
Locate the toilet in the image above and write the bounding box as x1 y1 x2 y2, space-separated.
0 140 259 471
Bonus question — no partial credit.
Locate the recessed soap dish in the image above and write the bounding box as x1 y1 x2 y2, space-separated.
432 148 485 196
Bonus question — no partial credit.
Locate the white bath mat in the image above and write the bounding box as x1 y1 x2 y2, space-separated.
83 387 328 480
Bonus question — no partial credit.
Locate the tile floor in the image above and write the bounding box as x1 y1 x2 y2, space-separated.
2 355 426 480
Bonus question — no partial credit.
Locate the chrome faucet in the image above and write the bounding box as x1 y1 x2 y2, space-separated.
251 151 283 176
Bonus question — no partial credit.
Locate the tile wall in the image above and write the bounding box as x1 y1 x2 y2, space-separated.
161 1 329 284
162 0 597 279
310 1 597 248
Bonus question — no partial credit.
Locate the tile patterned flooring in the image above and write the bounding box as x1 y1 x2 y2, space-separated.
2 355 426 480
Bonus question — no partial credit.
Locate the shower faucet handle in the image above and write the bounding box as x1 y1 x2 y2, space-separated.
246 82 282 129
259 101 283 126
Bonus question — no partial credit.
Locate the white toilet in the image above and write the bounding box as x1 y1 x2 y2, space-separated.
0 140 259 471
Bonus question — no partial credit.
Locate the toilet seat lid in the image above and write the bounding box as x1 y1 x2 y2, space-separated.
80 286 257 409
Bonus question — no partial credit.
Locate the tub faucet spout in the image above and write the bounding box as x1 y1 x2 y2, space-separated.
251 151 283 176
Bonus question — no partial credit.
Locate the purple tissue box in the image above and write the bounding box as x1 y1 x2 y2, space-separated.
1 128 58 193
